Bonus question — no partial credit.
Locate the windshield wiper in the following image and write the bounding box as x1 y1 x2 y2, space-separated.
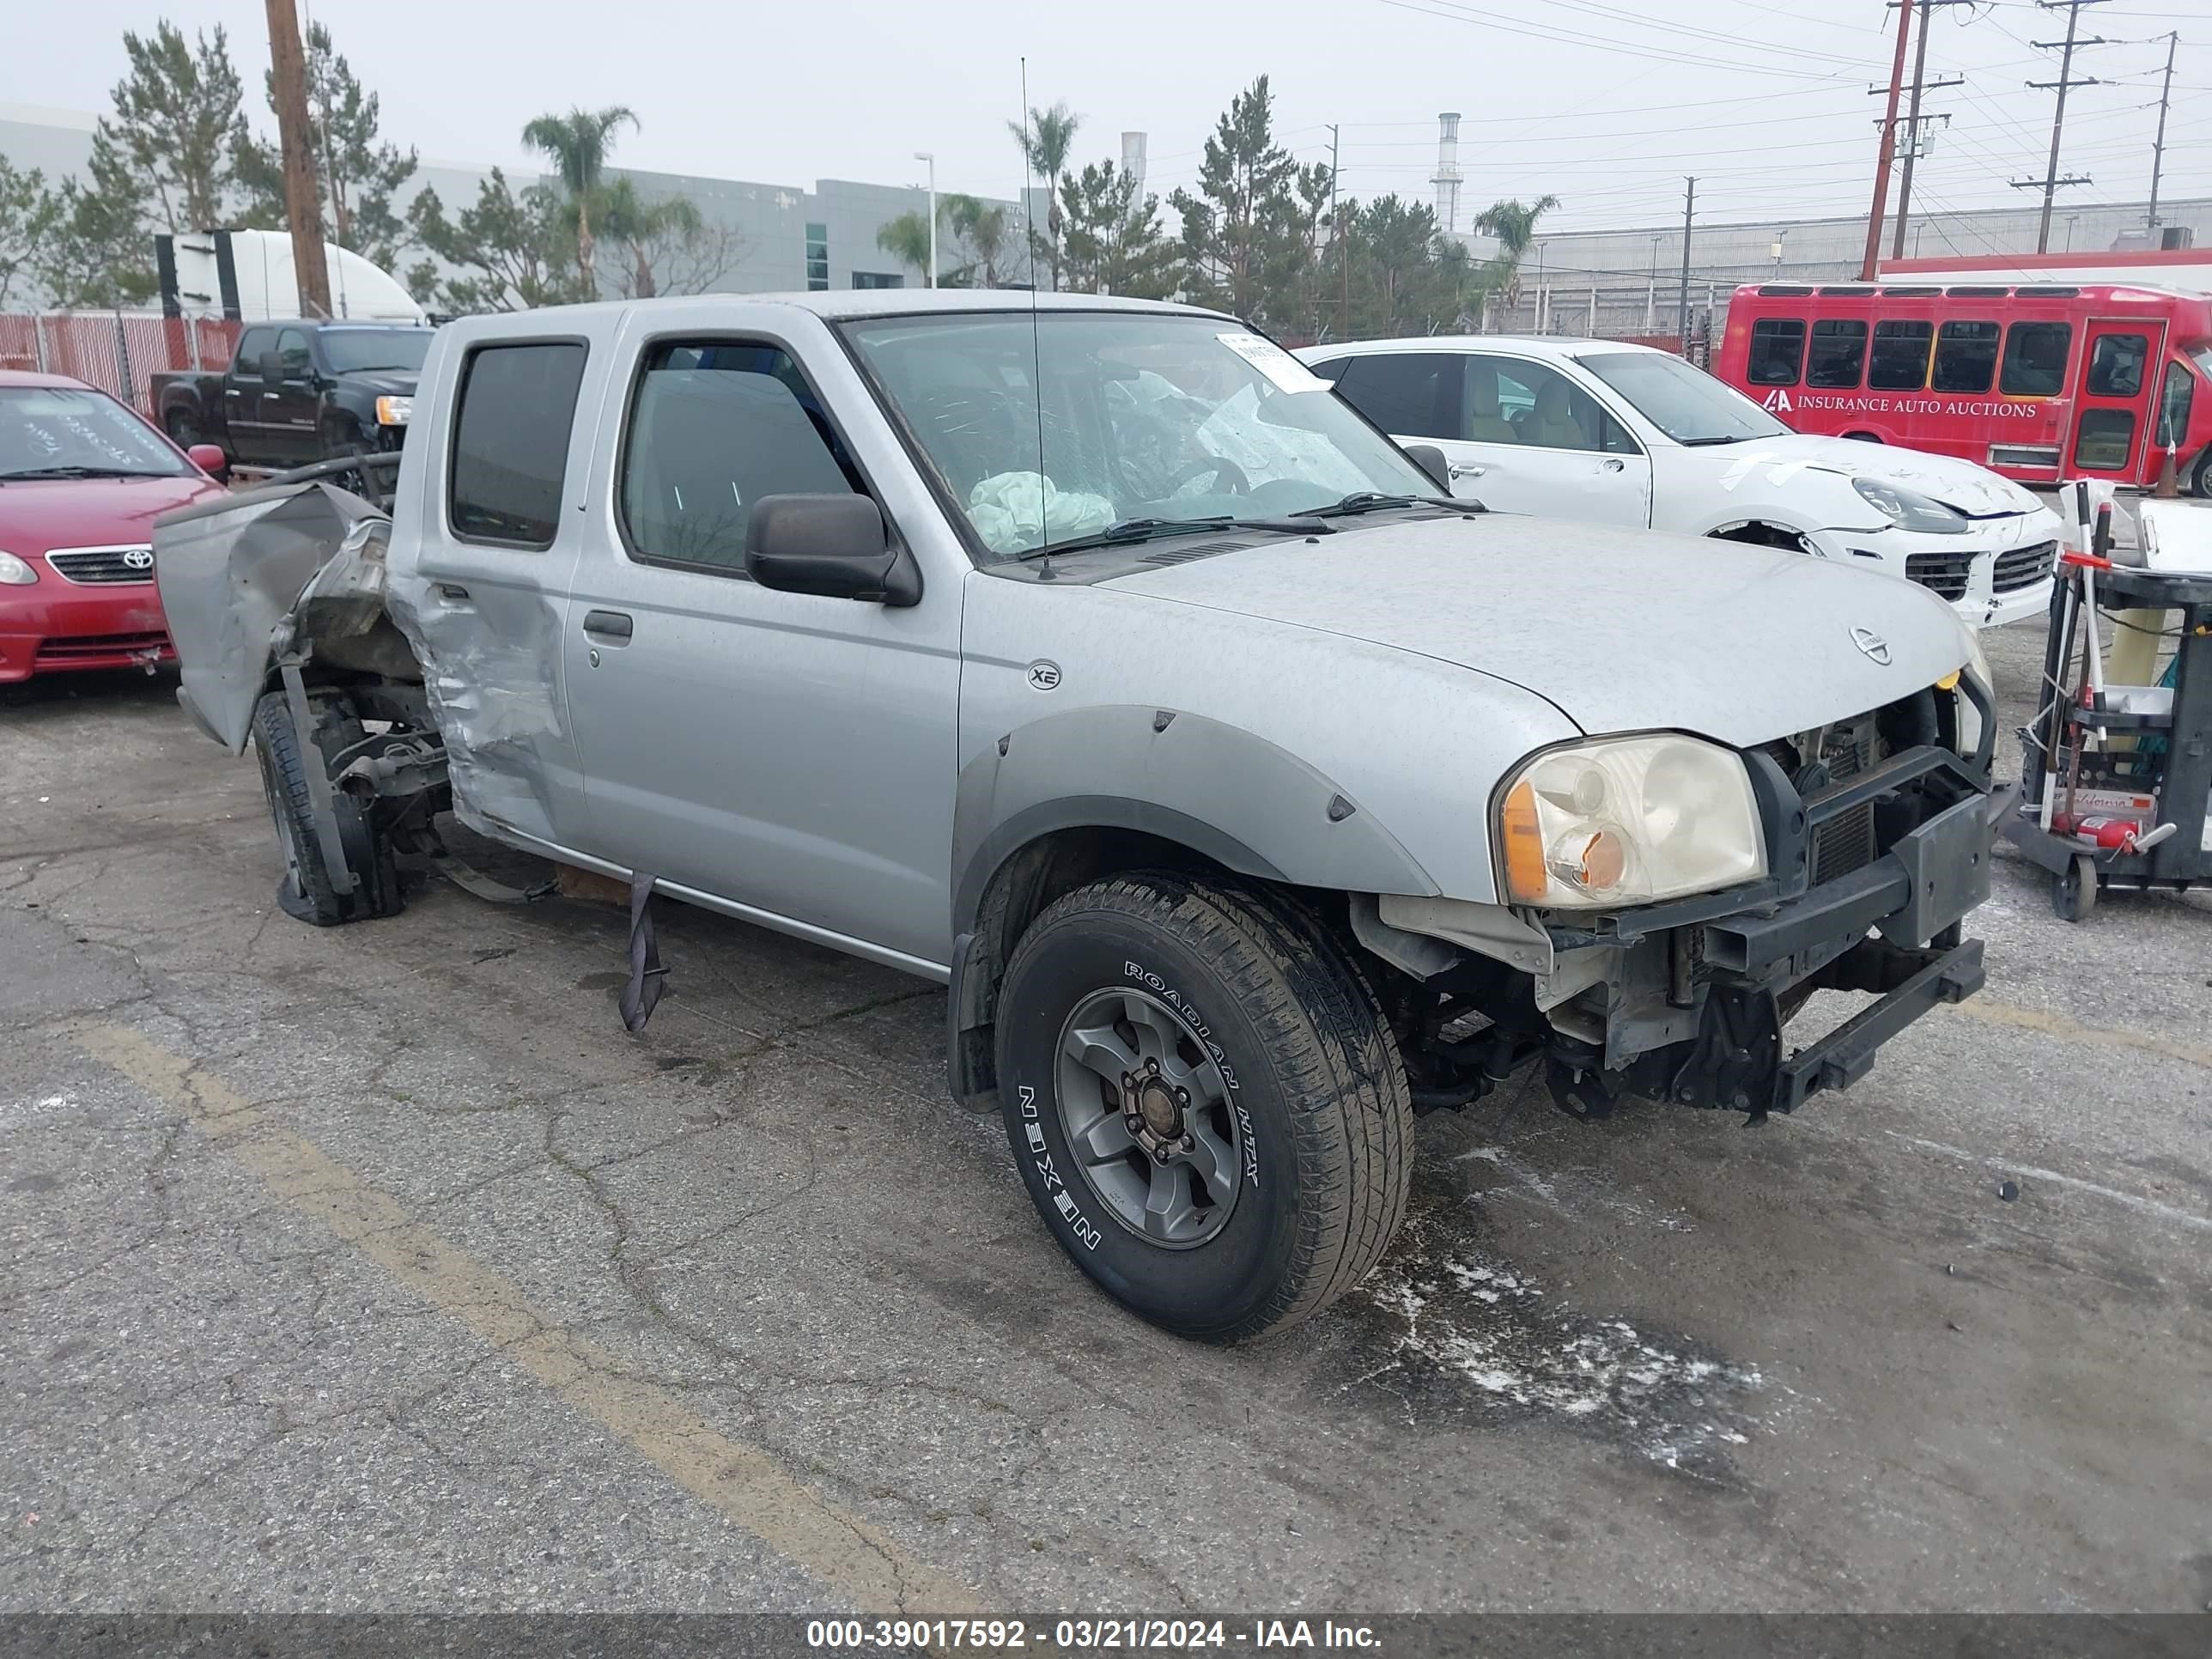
1677 435 1752 447
0 465 173 481
1303 491 1470 518
1017 514 1333 561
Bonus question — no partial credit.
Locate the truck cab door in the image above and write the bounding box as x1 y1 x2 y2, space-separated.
559 328 963 970
225 326 274 461
268 327 321 465
2068 319 2166 483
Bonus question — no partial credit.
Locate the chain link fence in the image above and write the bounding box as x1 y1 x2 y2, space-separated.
0 313 244 416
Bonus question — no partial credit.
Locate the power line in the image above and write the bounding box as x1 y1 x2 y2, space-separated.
2013 0 2112 250
1369 0 1855 82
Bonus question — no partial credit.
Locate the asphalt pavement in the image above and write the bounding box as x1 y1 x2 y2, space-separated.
2 617 2208 1619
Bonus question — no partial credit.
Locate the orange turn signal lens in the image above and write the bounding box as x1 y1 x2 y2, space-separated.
1501 776 1547 903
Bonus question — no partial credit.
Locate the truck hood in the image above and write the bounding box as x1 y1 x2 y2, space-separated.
0 472 225 551
1105 513 1972 748
343 370 420 396
1707 433 2044 519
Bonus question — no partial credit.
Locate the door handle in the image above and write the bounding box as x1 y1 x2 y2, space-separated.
582 609 634 641
263 391 282 400
1449 463 1486 479
1600 457 1626 472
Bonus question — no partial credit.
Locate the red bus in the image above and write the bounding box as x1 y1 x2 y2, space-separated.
1712 282 2212 495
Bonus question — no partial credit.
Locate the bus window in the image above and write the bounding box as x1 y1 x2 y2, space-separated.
1933 321 1999 392
1869 320 1934 391
1747 318 1804 386
2087 333 2148 398
2073 409 2135 471
2158 361 2195 448
1806 319 1867 388
2000 321 2071 398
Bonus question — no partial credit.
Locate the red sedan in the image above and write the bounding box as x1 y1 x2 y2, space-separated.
1 369 230 684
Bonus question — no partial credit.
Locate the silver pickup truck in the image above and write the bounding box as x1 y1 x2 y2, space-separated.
155 291 2002 1342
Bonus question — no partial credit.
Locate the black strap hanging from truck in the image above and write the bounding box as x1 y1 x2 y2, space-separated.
618 870 667 1033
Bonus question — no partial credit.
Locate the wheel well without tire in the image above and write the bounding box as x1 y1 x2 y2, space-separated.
1710 520 1815 555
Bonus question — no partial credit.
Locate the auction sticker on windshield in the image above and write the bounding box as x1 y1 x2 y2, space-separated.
1217 332 1331 395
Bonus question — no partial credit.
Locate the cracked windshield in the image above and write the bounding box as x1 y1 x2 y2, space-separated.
845 311 1437 557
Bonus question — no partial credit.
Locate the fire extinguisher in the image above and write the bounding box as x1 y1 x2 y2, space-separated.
2051 813 2143 852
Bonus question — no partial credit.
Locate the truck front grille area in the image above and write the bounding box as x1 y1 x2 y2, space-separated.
1993 539 2057 593
45 545 155 585
1808 715 1881 884
1905 549 1975 601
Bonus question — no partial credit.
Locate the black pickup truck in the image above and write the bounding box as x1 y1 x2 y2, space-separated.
152 319 434 470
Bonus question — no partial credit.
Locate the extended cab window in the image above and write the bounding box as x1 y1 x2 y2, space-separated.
447 341 587 548
233 328 274 379
619 341 863 574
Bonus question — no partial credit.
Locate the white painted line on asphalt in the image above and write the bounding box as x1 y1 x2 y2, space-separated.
1886 1131 2212 1237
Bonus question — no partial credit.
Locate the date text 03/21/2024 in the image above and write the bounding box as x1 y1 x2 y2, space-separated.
804 1619 1383 1650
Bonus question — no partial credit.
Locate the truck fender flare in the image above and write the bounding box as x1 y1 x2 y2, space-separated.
949 705 1439 937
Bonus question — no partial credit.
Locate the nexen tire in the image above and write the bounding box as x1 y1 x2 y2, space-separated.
994 873 1413 1343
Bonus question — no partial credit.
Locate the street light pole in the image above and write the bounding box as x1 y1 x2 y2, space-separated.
914 151 936 289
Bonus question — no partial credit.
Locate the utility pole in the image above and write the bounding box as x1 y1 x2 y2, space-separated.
1863 0 1915 281
1675 177 1695 351
2014 0 2107 254
2148 31 2179 230
264 0 331 319
1881 0 1971 261
1328 124 1346 340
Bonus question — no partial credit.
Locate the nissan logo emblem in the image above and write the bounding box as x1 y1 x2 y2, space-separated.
122 548 155 571
1849 625 1892 666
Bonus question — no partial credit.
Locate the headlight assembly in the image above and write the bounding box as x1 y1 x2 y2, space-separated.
1853 477 1968 535
1498 734 1767 908
375 395 413 426
0 550 40 586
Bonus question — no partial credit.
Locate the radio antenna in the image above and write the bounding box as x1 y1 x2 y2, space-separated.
1021 57 1054 580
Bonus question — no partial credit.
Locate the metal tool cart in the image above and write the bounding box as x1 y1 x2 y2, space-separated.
2006 504 2212 921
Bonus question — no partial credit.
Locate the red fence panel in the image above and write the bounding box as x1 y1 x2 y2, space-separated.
0 313 242 411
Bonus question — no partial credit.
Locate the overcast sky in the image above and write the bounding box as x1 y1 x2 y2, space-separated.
7 0 2208 234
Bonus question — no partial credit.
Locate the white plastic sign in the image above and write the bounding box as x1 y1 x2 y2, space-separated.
1216 332 1331 394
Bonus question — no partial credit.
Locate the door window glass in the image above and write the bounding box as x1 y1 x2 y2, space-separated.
2072 407 2136 471
1490 358 1625 453
1805 319 1867 388
276 328 312 378
2158 360 2196 449
1334 353 1457 439
619 341 864 573
1868 319 1934 391
1746 318 1804 386
2000 321 2072 397
232 328 273 378
2087 332 2148 398
1932 320 1999 392
447 341 588 549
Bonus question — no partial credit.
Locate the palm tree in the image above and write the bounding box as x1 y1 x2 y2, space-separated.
521 104 638 295
1007 101 1079 287
944 194 1011 289
1474 194 1559 328
875 210 934 283
597 178 702 298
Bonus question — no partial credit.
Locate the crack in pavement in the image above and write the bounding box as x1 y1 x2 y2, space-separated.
64 1021 983 1618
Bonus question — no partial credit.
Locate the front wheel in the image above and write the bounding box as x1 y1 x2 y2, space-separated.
994 875 1413 1342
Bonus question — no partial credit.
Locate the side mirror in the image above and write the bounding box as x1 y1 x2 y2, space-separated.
185 443 229 480
744 495 920 606
1402 443 1454 495
259 349 283 384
